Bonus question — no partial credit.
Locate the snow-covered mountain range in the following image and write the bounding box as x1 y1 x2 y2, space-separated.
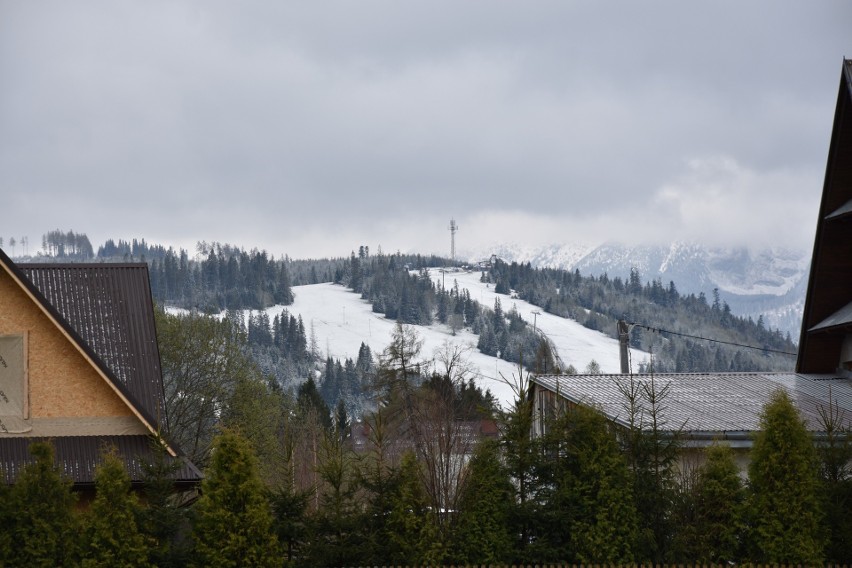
460 241 811 340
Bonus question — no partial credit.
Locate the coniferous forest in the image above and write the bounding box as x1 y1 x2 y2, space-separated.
2 316 849 565
14 232 799 415
1 231 839 567
82 236 798 401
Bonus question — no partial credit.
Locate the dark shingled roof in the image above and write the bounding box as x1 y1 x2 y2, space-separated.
18 262 167 432
0 250 201 486
0 436 202 487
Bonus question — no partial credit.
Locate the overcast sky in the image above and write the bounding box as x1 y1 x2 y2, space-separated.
1 1 850 259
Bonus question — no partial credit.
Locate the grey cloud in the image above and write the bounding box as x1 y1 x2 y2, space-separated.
1 0 850 257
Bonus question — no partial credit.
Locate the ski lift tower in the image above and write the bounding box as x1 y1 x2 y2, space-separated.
448 219 458 265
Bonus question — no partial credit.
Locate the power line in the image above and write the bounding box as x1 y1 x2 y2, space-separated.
626 321 798 357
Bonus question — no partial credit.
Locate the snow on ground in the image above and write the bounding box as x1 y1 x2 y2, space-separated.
168 270 648 409
286 282 523 408
426 268 649 375
284 269 647 409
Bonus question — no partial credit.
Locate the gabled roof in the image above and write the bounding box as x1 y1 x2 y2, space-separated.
18 261 167 433
798 58 852 372
0 249 202 485
0 249 165 437
532 372 852 435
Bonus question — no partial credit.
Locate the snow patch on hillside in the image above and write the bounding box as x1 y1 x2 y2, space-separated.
287 270 649 408
169 271 650 409
287 282 523 407
431 269 648 379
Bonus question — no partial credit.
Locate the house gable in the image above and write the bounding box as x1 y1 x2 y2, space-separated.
0 250 202 488
0 261 148 437
798 59 852 373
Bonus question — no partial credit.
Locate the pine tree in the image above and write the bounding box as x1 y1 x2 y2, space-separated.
693 443 745 562
81 448 150 567
559 405 638 563
748 389 824 564
452 439 514 565
139 435 190 568
191 429 279 568
4 441 79 567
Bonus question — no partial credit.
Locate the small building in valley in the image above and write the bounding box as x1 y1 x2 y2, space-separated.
531 371 852 470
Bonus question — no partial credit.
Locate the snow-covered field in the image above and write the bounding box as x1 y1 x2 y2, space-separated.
283 268 647 408
285 282 524 407
425 268 648 375
170 269 648 409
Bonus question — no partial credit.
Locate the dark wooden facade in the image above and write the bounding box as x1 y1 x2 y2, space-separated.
798 59 852 373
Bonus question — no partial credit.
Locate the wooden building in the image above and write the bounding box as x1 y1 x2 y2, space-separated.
0 248 201 494
798 58 852 373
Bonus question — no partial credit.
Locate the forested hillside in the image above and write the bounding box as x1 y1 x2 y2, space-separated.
29 232 798 385
482 259 798 372
5 232 842 567
334 248 797 374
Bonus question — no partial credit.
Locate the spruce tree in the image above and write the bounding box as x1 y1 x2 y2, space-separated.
297 376 333 431
0 474 10 562
500 370 539 564
80 448 150 567
748 389 824 564
669 443 746 562
386 452 432 566
191 429 279 568
4 441 79 567
452 439 514 565
308 433 360 567
694 443 745 562
560 404 638 563
139 435 190 567
816 392 852 563
270 486 310 565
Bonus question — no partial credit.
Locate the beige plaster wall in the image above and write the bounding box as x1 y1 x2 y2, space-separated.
0 269 133 420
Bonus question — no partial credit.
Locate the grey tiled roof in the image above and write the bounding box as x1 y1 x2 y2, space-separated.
533 372 852 433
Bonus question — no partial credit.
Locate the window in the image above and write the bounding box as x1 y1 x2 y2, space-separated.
0 334 28 433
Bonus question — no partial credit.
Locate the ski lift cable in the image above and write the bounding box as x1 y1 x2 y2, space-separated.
626 321 798 357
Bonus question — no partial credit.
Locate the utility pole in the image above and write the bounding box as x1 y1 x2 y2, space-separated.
532 310 541 334
618 319 631 374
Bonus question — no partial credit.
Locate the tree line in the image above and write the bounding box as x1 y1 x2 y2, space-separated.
28 232 797 372
483 259 798 372
2 316 848 566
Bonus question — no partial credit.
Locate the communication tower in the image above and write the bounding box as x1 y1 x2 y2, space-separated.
448 219 458 263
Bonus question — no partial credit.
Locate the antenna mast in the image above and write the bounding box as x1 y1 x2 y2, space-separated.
448 219 458 263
